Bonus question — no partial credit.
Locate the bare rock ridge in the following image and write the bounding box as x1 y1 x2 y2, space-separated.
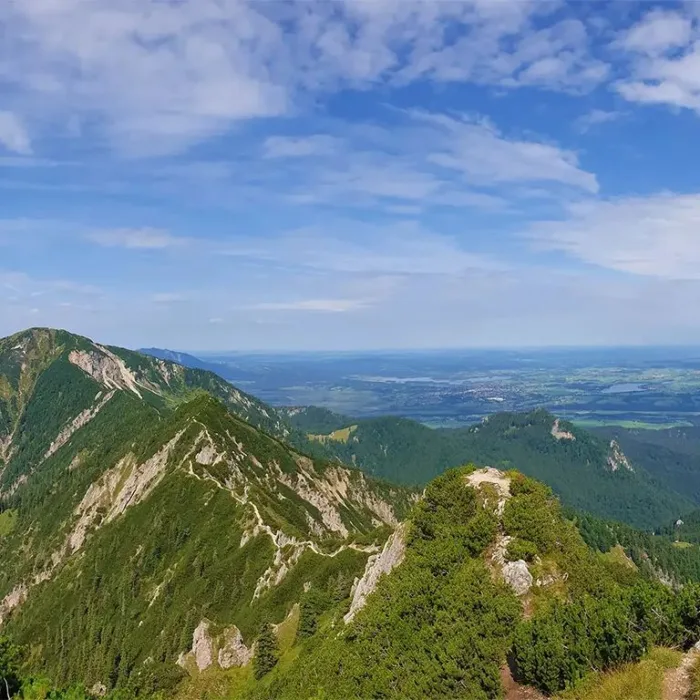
502 560 534 597
69 347 151 398
467 466 511 516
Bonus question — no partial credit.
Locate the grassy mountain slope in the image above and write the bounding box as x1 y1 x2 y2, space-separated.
288 407 694 529
0 329 413 695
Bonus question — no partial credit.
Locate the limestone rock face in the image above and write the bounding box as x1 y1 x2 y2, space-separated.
503 560 533 596
218 626 254 669
192 620 216 671
178 619 253 672
344 523 407 624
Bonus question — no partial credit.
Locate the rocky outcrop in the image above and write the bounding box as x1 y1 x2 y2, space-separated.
467 467 511 516
607 440 633 472
551 419 575 441
70 429 184 553
0 583 28 625
218 626 254 669
502 560 533 596
192 620 216 671
344 523 407 624
278 461 400 539
90 683 107 697
469 469 533 597
68 345 155 398
279 463 349 537
177 619 253 672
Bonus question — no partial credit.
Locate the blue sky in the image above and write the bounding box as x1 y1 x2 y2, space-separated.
2 0 700 350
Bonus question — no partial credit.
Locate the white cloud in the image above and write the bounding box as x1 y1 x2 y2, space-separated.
256 112 596 214
222 221 501 276
2 0 287 154
618 10 692 55
399 14 608 92
574 108 625 133
0 112 31 154
527 192 700 279
151 292 187 304
615 8 700 113
0 270 101 309
0 1 610 156
418 112 598 193
86 228 187 250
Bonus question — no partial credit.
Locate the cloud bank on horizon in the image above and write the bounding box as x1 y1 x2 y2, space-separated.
2 0 700 350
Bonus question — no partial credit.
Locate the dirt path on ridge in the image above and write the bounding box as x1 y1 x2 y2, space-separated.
663 645 700 700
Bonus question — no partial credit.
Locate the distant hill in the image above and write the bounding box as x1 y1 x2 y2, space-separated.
284 407 696 529
138 347 221 373
139 346 260 384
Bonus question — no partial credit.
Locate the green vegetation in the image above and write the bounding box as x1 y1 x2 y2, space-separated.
242 469 700 699
249 467 521 700
302 409 694 529
0 509 16 537
0 330 413 697
253 625 279 679
557 647 682 700
279 406 352 435
513 583 700 694
0 635 21 699
574 510 700 584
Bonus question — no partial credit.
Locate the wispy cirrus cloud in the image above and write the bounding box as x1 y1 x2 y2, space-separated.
254 110 597 215
86 228 188 250
574 108 625 133
416 111 598 193
527 192 700 279
251 298 370 313
263 135 341 159
221 220 503 276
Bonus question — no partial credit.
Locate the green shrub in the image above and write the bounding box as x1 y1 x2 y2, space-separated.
297 588 332 640
506 538 538 563
253 624 279 680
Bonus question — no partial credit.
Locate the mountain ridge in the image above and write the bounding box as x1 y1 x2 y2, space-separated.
0 328 414 695
4 329 700 698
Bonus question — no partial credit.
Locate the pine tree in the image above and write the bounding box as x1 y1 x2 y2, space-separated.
253 624 279 680
0 636 21 700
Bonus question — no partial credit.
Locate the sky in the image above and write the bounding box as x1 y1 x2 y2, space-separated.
3 0 700 350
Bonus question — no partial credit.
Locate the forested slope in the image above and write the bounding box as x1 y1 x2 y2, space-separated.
0 329 413 697
287 407 694 529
